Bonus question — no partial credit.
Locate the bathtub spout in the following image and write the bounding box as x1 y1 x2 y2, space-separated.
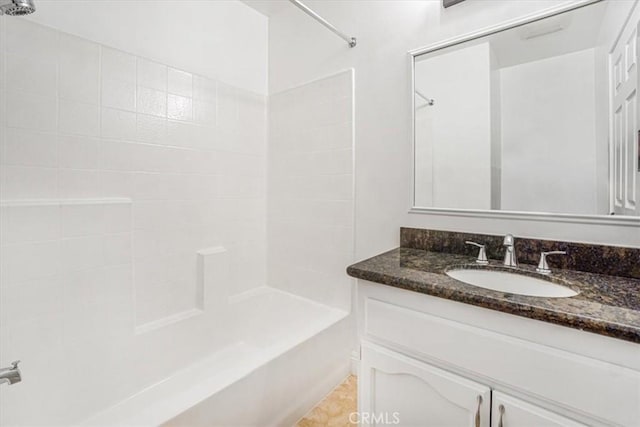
0 361 21 385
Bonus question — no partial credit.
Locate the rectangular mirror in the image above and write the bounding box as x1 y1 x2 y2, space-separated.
412 0 640 221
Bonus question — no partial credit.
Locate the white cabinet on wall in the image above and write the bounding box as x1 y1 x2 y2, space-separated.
360 344 491 427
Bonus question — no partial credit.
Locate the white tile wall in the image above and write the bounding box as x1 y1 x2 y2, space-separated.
5 90 57 131
1 165 58 199
0 18 266 425
101 79 136 112
5 53 57 97
2 128 58 167
58 100 100 136
167 93 193 121
58 33 100 104
58 135 102 170
137 57 168 91
137 86 167 117
268 70 354 311
169 67 193 97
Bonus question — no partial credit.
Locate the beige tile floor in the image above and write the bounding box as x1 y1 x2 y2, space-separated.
296 375 357 427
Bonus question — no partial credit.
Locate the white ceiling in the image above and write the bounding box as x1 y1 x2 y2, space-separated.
241 0 289 17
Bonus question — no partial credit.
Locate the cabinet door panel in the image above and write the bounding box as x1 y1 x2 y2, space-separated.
491 392 588 427
360 343 491 427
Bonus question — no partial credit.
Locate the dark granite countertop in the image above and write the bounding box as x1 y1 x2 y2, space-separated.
347 248 640 343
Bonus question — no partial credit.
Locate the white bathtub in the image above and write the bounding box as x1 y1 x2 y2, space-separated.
83 287 352 427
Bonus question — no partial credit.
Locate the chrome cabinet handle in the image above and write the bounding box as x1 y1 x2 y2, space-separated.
466 241 489 265
475 395 483 427
498 404 505 427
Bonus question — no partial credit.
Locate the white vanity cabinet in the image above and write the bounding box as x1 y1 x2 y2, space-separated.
359 343 588 427
357 281 640 427
360 344 491 427
491 392 588 427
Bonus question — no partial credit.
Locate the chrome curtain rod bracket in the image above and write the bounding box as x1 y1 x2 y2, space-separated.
288 0 357 48
415 90 434 106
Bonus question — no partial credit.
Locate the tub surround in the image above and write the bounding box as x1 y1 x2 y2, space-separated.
347 229 640 343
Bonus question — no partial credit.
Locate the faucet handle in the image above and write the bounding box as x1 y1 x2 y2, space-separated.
536 251 567 275
465 241 488 265
10 361 20 370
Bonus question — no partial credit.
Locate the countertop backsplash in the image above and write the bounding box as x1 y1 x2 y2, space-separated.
400 227 640 280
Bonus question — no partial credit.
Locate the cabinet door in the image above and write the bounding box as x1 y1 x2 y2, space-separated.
491 392 588 427
360 343 491 427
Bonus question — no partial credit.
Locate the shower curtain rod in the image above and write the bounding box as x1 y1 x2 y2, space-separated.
288 0 357 48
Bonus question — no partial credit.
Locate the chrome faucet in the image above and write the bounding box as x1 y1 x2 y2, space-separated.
465 241 488 265
0 361 21 385
503 234 518 268
536 251 567 274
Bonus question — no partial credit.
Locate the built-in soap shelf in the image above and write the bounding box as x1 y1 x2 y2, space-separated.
0 198 132 207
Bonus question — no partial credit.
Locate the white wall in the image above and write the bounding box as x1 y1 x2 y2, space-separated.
268 0 640 253
268 70 354 311
500 48 598 214
0 6 267 424
414 42 493 210
26 0 268 95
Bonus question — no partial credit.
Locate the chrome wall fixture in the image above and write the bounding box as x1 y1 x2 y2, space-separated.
0 0 35 16
415 90 435 106
288 0 357 48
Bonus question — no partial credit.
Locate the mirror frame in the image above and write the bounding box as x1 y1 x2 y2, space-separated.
408 0 640 227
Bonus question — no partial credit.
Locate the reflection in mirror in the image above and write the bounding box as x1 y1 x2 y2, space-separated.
413 0 640 217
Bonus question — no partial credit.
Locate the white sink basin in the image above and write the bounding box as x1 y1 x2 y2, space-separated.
446 269 578 298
